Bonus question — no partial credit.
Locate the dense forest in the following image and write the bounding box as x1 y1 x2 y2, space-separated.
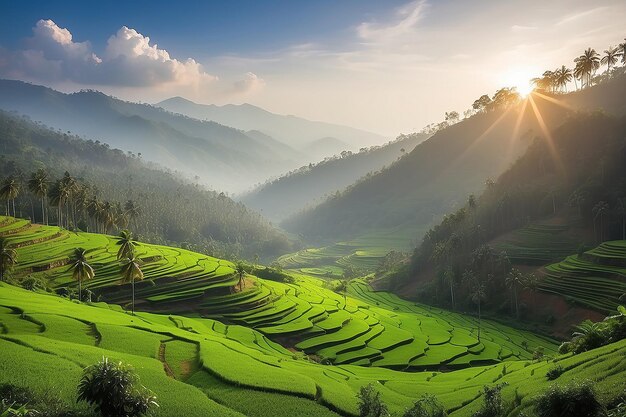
240 133 427 222
392 111 626 314
0 110 292 260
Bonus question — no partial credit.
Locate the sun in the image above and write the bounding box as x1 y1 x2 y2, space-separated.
499 69 536 98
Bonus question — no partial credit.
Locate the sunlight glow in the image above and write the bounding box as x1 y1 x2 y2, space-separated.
499 69 537 98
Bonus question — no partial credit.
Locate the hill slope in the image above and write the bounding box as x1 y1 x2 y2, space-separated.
156 96 387 151
0 111 290 259
0 80 300 192
240 133 427 222
283 75 626 243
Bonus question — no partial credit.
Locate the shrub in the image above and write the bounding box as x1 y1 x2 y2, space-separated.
0 384 33 406
357 384 389 417
534 381 605 417
255 267 292 283
403 394 447 417
546 365 564 380
20 276 50 292
472 384 508 417
77 357 157 417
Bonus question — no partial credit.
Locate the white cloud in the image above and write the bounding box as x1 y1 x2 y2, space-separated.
356 0 428 44
231 72 265 94
0 19 218 89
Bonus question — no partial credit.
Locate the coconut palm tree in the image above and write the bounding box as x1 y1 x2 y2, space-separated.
574 48 600 88
27 169 49 224
601 46 620 75
116 230 138 260
0 176 21 217
235 262 246 291
70 248 95 302
554 66 573 93
592 201 610 242
120 255 144 315
471 279 486 342
124 200 141 231
0 238 17 282
49 179 71 228
505 268 524 319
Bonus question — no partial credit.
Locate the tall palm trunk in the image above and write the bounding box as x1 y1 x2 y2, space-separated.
477 300 482 342
131 277 135 315
513 286 519 319
41 198 45 225
449 281 455 310
12 199 16 217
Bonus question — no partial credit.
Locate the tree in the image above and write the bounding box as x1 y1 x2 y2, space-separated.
505 268 524 319
534 381 604 417
235 261 246 291
335 279 349 304
116 230 138 260
464 270 485 341
77 357 157 417
0 176 20 217
615 198 626 240
403 394 447 417
49 179 71 228
473 384 508 417
592 201 610 242
70 248 95 302
124 200 141 231
27 169 49 224
574 48 600 88
522 273 540 313
532 71 556 92
0 238 17 282
601 46 620 74
554 66 573 93
120 255 144 315
472 95 492 112
357 384 389 417
491 87 520 109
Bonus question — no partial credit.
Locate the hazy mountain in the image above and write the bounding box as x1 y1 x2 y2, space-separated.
240 133 427 222
282 74 626 242
0 80 302 192
155 96 387 151
301 137 351 161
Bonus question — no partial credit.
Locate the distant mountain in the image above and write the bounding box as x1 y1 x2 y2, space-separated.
301 137 351 161
155 96 387 151
282 74 626 242
0 80 302 192
240 133 427 222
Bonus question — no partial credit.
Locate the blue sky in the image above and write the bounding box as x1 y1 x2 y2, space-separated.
1 1 625 136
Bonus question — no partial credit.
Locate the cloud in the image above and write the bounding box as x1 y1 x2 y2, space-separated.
0 19 217 89
356 0 428 44
231 72 265 94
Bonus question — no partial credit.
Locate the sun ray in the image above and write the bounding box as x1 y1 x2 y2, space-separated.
527 94 566 175
531 91 577 112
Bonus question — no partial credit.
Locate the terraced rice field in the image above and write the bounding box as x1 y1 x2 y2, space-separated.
277 224 421 275
540 240 626 313
0 284 624 417
493 222 580 265
0 216 237 308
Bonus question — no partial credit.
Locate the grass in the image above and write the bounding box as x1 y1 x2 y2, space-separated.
1 216 625 416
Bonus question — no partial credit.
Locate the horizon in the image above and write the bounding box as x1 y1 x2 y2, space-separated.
1 0 625 137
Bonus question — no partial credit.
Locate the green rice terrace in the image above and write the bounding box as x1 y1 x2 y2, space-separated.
1 215 625 416
539 240 626 314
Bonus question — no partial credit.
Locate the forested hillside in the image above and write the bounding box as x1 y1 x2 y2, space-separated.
240 133 427 222
0 110 291 259
0 80 302 192
283 74 626 244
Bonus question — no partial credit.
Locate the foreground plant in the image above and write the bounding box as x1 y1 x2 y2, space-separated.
357 384 389 417
534 381 604 417
77 357 157 417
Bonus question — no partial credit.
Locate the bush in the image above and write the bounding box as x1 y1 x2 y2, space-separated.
546 365 564 380
403 394 447 417
0 384 33 406
20 276 50 292
357 384 389 417
77 357 157 417
472 384 508 417
534 381 605 417
255 266 292 283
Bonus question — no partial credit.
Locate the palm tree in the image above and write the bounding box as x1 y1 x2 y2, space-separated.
124 200 141 231
601 46 620 75
574 48 600 88
70 248 95 301
0 176 21 217
471 280 486 342
592 201 610 242
116 230 138 260
523 273 540 313
27 169 49 224
335 279 349 305
443 267 457 310
100 201 115 234
0 238 17 282
554 66 573 93
235 262 246 291
49 179 71 228
120 255 144 315
505 268 524 319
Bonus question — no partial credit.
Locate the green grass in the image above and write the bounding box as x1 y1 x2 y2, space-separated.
540 240 626 313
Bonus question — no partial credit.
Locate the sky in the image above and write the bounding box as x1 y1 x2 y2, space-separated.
0 0 625 137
